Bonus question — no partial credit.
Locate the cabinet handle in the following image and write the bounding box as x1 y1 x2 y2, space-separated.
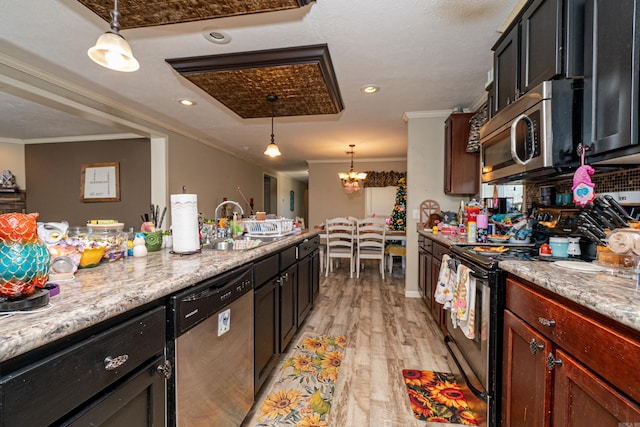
537 317 556 327
546 353 562 371
156 360 173 379
104 354 129 370
529 338 544 355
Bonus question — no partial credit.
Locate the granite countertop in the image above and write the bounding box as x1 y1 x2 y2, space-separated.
498 259 640 334
418 229 640 334
0 230 318 364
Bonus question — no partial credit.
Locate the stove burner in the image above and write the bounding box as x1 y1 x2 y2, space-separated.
0 288 50 312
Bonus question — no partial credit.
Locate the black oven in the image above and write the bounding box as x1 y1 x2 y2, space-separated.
445 245 507 427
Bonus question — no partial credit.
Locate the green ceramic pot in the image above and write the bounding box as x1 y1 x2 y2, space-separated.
143 231 163 252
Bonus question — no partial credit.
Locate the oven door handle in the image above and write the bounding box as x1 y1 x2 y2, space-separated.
470 271 489 281
444 336 488 402
510 113 536 165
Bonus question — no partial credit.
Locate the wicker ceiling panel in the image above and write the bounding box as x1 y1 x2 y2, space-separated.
78 0 314 29
166 45 344 118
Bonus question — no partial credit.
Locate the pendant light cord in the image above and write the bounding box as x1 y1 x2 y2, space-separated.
270 99 275 144
110 0 121 33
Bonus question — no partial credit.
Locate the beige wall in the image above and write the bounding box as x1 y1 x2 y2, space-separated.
308 159 407 228
404 112 472 297
0 142 25 189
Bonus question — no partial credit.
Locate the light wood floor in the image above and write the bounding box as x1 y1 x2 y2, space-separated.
245 260 484 427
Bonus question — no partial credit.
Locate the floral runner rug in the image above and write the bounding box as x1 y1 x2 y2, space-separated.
252 333 347 427
401 369 480 425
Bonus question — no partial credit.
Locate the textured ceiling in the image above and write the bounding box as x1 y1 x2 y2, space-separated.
166 45 343 118
77 0 314 28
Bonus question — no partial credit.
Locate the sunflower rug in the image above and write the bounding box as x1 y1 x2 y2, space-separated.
402 370 480 425
251 333 346 427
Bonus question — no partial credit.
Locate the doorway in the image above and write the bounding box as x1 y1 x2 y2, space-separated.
263 174 278 215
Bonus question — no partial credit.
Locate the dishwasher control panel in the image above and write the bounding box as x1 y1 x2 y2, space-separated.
168 265 253 337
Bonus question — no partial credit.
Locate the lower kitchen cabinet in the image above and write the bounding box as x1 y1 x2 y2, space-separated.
279 263 298 352
502 276 640 426
296 236 319 326
0 306 168 427
254 274 280 394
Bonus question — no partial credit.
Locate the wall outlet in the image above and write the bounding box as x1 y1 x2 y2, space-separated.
412 209 419 220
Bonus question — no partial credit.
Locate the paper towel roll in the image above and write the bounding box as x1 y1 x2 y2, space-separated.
170 194 200 253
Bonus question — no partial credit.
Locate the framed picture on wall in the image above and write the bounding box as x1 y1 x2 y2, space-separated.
80 162 120 202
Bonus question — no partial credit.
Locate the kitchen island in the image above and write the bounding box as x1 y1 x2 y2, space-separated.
0 230 319 427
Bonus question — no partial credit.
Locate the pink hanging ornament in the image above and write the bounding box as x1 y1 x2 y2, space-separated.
572 145 596 206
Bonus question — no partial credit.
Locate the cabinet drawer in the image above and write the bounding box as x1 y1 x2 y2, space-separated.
432 242 449 260
297 236 319 259
506 278 640 402
280 245 297 271
255 254 279 286
0 306 166 427
419 235 433 253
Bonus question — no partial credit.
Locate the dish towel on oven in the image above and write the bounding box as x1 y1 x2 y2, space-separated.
434 254 456 309
451 264 476 340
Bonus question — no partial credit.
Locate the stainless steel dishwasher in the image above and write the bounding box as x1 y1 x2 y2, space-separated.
167 265 254 427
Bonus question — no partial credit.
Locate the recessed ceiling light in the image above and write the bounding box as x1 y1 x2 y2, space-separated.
178 98 196 106
360 84 380 94
203 29 231 44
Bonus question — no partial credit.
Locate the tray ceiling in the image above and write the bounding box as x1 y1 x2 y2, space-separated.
166 45 344 118
77 0 314 29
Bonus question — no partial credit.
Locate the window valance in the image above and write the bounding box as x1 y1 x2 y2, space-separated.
363 171 406 187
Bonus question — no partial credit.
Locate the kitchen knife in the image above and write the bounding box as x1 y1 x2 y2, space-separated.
584 222 607 240
604 194 634 220
591 205 615 229
577 225 607 246
604 206 629 228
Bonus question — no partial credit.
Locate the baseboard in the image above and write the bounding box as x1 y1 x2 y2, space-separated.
405 290 421 298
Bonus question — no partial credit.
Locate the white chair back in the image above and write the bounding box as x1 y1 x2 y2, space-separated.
356 218 386 279
325 217 356 278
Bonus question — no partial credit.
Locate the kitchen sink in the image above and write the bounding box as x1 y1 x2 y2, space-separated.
202 236 264 251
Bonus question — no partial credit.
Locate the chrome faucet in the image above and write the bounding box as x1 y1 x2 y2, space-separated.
213 200 245 238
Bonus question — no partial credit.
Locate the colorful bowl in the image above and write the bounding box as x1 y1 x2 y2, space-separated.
79 246 106 268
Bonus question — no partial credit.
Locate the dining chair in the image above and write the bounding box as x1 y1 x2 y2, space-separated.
356 217 386 279
325 217 356 278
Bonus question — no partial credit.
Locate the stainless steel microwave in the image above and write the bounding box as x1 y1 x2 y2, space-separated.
480 80 581 183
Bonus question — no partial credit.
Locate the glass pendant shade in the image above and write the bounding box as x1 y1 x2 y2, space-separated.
264 142 281 157
88 31 139 72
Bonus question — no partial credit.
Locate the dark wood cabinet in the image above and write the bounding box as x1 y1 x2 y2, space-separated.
279 263 298 352
444 113 479 195
311 249 320 302
520 0 563 94
502 276 640 426
502 310 552 427
254 275 280 394
418 236 429 306
582 0 640 159
418 233 449 335
297 254 312 325
494 23 520 113
0 306 168 427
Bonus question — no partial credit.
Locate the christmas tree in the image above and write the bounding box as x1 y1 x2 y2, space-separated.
390 177 407 230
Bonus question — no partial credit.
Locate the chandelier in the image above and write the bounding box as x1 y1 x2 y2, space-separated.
338 144 367 193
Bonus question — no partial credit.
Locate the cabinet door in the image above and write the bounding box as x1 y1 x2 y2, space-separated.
297 255 313 326
502 310 552 427
418 248 429 308
279 264 298 352
552 348 640 426
430 256 446 334
444 113 479 195
254 278 280 394
582 0 639 156
63 356 166 427
520 0 563 92
311 249 320 303
494 23 520 113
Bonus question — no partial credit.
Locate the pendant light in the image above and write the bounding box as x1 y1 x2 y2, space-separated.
338 145 367 193
88 0 140 72
264 94 282 158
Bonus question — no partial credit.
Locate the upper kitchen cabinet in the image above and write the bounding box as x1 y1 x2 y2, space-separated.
582 0 640 161
493 23 520 114
492 0 585 116
444 113 479 195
